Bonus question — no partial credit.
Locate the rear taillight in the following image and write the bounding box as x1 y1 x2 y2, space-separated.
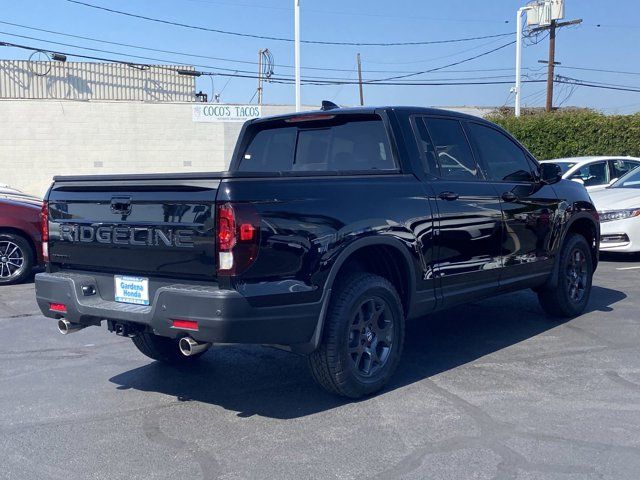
216 203 260 275
41 201 49 261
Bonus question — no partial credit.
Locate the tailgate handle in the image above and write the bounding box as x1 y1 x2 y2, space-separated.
110 196 132 215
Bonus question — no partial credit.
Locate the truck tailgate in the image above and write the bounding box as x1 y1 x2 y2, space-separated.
46 174 220 280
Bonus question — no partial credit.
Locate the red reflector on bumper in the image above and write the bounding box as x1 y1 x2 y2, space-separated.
50 303 67 313
172 319 199 331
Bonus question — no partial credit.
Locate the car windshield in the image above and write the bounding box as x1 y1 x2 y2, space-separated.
610 165 640 188
553 162 577 174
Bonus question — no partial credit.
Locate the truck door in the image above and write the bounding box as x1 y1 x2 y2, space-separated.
412 116 503 308
464 121 562 289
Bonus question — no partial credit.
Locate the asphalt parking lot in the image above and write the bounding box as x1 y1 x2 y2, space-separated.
1 255 639 480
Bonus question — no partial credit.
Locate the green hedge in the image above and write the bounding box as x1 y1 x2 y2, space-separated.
487 110 640 161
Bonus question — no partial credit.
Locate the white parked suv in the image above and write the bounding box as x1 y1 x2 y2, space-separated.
540 156 640 191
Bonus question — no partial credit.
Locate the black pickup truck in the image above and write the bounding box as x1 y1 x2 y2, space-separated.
35 106 599 398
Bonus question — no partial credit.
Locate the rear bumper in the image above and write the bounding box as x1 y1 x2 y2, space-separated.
35 272 323 348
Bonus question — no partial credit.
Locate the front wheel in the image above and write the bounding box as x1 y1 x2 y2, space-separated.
308 273 405 398
538 233 594 318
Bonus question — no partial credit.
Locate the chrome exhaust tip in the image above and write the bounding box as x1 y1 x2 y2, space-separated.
178 337 211 357
57 319 86 335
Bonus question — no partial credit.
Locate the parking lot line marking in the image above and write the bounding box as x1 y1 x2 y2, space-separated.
616 266 640 270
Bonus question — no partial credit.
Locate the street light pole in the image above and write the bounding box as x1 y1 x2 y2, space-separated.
294 0 301 112
515 6 532 117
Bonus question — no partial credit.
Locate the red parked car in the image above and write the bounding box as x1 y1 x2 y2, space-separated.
0 190 43 284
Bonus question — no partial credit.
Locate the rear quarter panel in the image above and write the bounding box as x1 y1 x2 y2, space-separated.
218 174 434 308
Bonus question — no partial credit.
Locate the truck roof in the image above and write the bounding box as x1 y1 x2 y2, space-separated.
251 105 485 125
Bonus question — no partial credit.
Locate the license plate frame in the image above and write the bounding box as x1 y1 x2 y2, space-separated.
114 275 150 306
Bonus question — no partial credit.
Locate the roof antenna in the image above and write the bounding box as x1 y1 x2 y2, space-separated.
321 100 340 111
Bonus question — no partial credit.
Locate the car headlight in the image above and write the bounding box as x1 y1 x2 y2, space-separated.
598 209 640 222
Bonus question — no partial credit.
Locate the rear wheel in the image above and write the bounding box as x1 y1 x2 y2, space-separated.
0 233 34 285
132 332 207 364
308 273 405 398
538 233 593 318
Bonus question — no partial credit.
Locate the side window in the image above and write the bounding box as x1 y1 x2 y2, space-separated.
570 161 609 187
420 117 480 179
467 122 534 182
610 159 640 181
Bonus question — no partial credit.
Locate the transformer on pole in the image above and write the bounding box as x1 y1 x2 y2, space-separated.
514 0 566 116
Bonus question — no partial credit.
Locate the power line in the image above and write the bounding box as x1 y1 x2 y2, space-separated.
64 0 514 47
2 38 639 95
555 76 640 94
182 0 511 24
371 41 516 82
0 32 519 83
0 20 521 74
557 65 640 77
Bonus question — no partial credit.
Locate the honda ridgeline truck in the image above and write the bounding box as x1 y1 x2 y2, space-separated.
35 105 600 398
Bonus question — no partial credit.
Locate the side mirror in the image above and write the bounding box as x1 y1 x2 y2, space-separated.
609 177 618 185
539 163 562 185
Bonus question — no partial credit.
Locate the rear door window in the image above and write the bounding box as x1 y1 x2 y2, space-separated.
239 117 396 172
466 122 534 182
415 117 480 179
610 159 640 181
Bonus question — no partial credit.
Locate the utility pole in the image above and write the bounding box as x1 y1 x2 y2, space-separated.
530 18 582 112
257 49 264 105
357 53 364 106
545 20 557 111
294 0 301 112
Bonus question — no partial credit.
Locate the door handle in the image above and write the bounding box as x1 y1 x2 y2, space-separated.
438 191 459 201
501 191 518 202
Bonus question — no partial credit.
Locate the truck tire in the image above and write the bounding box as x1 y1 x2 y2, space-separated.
132 332 206 364
537 233 593 318
309 273 405 398
0 233 34 285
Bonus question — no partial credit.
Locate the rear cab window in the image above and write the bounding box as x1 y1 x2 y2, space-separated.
238 114 397 173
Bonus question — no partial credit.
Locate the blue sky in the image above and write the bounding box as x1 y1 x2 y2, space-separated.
0 0 638 112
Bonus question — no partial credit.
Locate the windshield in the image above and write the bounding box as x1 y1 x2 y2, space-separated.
552 162 577 174
610 165 640 188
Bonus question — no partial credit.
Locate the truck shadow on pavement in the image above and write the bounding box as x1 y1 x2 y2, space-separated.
109 286 626 419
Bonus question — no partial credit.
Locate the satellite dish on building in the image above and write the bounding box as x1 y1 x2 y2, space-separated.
28 51 52 77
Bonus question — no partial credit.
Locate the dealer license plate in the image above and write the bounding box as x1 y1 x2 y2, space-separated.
114 275 150 306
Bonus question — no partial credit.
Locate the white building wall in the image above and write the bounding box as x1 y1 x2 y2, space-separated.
0 100 298 196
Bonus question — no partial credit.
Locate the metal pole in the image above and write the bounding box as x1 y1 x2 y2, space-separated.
357 53 364 106
294 0 301 112
545 20 557 112
515 7 527 117
257 49 263 105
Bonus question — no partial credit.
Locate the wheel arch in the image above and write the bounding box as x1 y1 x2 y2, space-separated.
544 212 599 290
300 236 417 354
564 214 599 270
